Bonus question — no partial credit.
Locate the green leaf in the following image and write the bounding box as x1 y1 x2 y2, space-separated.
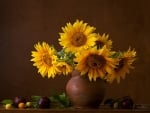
49 92 71 108
30 95 41 108
30 102 39 108
111 52 122 58
1 99 13 105
31 95 41 102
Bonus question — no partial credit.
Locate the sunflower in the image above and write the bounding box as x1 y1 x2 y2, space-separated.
74 46 118 81
56 61 73 75
95 33 112 49
106 48 136 83
59 20 97 53
31 42 60 78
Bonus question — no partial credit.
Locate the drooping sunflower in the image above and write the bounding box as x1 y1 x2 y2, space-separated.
56 61 73 75
31 42 60 78
74 46 118 81
59 20 97 53
106 48 136 83
95 33 112 49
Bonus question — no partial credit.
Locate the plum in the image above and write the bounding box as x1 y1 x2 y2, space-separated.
118 96 134 109
38 96 51 108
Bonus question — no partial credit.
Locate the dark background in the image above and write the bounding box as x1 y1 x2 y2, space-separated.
0 0 150 104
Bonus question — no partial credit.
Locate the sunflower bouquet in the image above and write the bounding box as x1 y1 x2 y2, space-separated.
31 20 136 83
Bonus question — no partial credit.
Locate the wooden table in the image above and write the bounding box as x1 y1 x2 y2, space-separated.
0 109 150 113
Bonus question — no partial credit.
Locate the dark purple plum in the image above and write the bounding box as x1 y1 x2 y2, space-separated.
118 96 134 109
38 96 51 108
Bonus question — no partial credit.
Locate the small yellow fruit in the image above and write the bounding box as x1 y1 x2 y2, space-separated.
113 102 118 109
5 104 12 109
25 102 31 107
18 102 25 109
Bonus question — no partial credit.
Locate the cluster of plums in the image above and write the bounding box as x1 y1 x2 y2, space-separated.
4 96 51 109
103 96 134 109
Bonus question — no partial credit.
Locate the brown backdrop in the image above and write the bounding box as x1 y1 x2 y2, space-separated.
0 0 150 104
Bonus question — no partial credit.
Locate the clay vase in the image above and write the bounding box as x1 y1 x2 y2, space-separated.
66 70 106 109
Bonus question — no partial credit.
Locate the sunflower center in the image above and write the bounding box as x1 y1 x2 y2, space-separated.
58 65 66 71
42 54 52 66
95 40 104 48
71 32 87 47
115 58 125 72
87 54 106 69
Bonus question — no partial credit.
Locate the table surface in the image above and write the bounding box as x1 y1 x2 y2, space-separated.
0 104 150 113
0 108 150 113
